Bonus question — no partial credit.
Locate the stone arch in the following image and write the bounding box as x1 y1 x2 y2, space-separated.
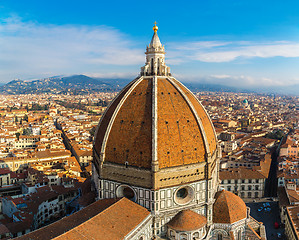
192 231 199 239
179 232 188 240
116 185 137 202
212 229 228 237
138 235 145 240
235 226 245 240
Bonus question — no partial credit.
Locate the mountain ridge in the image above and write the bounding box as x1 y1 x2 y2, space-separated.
0 75 297 96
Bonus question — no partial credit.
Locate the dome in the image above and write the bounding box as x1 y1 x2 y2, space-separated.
167 209 207 231
93 24 219 189
93 77 217 169
213 190 247 224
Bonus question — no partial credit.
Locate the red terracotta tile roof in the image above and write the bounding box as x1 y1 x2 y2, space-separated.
157 78 215 168
167 209 207 231
213 190 247 224
104 78 152 169
93 79 137 156
219 167 267 180
16 198 149 240
94 77 217 170
286 206 299 238
54 198 150 240
0 168 10 175
15 198 120 240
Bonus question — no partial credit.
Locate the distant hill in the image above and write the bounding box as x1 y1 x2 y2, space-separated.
0 75 297 95
95 78 131 88
184 82 298 96
252 84 299 96
0 75 113 94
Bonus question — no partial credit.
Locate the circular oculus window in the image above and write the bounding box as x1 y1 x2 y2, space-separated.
116 185 136 202
174 186 194 205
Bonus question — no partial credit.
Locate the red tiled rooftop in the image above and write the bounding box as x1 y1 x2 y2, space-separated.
213 190 247 224
16 198 149 240
167 209 207 231
54 197 150 240
94 77 217 170
0 168 10 175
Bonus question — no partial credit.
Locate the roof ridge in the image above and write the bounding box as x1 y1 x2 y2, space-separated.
52 198 122 239
223 191 232 223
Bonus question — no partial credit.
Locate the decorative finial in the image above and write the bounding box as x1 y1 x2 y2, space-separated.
153 21 158 33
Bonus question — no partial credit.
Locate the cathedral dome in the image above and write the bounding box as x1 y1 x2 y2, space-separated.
94 77 217 169
213 190 247 224
93 24 219 190
167 209 207 231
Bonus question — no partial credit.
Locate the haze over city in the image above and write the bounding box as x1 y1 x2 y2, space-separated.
1 0 299 94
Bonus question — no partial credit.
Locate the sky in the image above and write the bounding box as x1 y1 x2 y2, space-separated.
1 0 299 89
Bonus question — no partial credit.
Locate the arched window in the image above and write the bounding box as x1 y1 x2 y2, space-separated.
151 58 154 75
237 230 242 240
217 233 223 240
116 185 136 202
180 233 187 240
157 58 160 75
193 232 199 239
169 230 175 237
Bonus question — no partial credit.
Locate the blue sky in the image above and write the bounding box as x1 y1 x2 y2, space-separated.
1 0 299 89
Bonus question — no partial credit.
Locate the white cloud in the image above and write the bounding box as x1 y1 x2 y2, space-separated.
168 40 299 63
181 73 295 87
0 17 144 82
1 17 299 89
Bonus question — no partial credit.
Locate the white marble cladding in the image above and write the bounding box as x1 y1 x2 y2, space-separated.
97 178 211 211
124 214 152 240
94 175 215 237
208 218 247 240
93 164 218 237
